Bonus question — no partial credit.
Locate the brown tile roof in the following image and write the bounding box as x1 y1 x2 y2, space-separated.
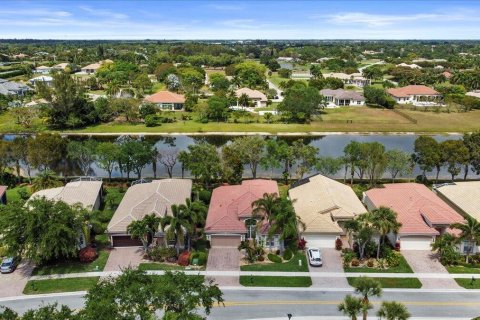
144 91 185 104
387 85 440 98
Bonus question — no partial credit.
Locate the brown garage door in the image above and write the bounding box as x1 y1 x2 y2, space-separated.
112 236 143 247
210 235 241 247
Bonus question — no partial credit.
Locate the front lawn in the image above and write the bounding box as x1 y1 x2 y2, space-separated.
347 277 422 288
240 276 312 287
240 252 308 272
6 186 30 202
454 278 480 289
138 263 186 271
32 250 110 276
447 264 480 274
23 277 100 294
344 255 413 273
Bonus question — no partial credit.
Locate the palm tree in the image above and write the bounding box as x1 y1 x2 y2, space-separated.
238 93 250 108
338 295 366 320
264 112 273 124
431 233 457 257
179 198 207 247
377 301 411 320
31 170 62 192
267 198 305 244
451 216 480 263
142 214 161 245
352 276 383 320
161 204 193 253
252 193 279 221
371 207 402 259
127 219 150 252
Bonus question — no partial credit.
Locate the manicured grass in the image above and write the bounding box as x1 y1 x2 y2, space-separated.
447 264 480 274
23 277 100 294
138 263 185 271
240 252 308 272
347 277 422 288
278 183 289 198
454 278 480 289
344 255 414 273
5 186 30 202
240 276 312 287
32 250 110 276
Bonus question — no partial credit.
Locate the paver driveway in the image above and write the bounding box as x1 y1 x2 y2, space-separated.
308 248 349 288
0 260 34 297
104 247 144 272
402 250 460 289
206 247 240 286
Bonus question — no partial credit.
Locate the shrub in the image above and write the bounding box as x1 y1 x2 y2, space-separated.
147 246 177 262
192 239 210 251
351 258 360 267
283 249 293 261
386 251 401 268
257 255 265 262
189 251 207 266
198 189 212 204
367 259 375 268
268 253 282 263
297 238 307 250
145 114 162 127
335 238 343 251
17 188 30 200
0 246 7 257
275 249 281 255
440 247 461 266
342 251 356 267
79 247 98 263
177 251 191 266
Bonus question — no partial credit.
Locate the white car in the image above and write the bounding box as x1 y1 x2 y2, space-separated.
307 248 323 267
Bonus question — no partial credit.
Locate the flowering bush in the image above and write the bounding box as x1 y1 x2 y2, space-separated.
79 247 97 263
335 238 343 251
177 251 191 266
298 238 307 250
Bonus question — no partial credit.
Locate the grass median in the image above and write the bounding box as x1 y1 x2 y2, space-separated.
347 277 422 288
240 276 312 287
454 278 480 289
23 277 100 294
240 253 308 272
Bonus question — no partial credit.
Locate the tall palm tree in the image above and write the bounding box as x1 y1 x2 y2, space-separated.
179 198 207 247
161 204 193 253
252 193 279 221
372 207 402 259
142 214 161 245
451 216 480 263
267 198 305 243
31 170 63 192
238 93 250 108
352 277 383 320
127 219 150 252
338 295 365 320
377 301 411 320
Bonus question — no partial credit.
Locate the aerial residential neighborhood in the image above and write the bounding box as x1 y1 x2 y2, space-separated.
1 0 480 319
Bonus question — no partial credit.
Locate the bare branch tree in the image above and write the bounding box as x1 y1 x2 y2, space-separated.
158 147 179 178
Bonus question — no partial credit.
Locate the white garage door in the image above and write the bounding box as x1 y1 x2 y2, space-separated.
303 235 337 249
400 236 433 251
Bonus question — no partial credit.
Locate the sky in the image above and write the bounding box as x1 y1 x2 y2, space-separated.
2 0 480 40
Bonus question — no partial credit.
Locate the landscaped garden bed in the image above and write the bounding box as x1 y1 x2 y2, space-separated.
343 250 413 273
141 245 208 271
32 249 110 276
240 251 308 272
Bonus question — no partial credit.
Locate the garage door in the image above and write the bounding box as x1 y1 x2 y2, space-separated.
112 236 143 247
303 235 337 249
400 236 433 251
210 235 241 247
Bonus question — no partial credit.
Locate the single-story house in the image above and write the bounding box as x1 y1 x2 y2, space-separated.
0 79 30 96
30 178 103 211
205 180 279 248
144 91 185 111
0 186 7 205
289 174 367 249
387 85 442 106
235 88 268 108
80 59 113 74
320 89 365 107
434 181 480 254
363 183 464 251
107 179 192 247
29 76 53 87
324 72 371 87
34 65 51 74
52 62 69 71
396 63 422 69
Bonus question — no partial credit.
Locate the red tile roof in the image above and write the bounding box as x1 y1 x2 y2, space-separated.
365 183 463 236
205 180 279 234
144 91 185 104
0 185 7 197
387 85 440 98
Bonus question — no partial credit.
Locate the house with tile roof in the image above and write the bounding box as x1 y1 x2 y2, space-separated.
34 65 52 74
324 72 371 87
235 88 268 108
289 174 366 248
387 85 442 106
144 91 185 111
0 79 30 96
107 179 192 247
320 89 365 108
205 180 279 248
363 183 464 251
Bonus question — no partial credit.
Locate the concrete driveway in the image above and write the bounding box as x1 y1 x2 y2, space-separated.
104 247 144 272
0 260 34 297
402 250 460 289
206 247 240 286
308 248 349 288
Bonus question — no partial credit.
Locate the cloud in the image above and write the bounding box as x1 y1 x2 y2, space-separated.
0 8 71 17
79 5 128 19
208 3 244 11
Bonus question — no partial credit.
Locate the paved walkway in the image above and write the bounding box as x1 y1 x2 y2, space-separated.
308 248 349 288
0 261 34 297
206 247 240 286
403 250 460 289
104 247 144 272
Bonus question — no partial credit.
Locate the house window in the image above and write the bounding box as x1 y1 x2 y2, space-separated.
463 241 475 254
245 219 257 240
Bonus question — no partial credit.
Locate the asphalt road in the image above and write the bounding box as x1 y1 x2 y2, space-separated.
1 289 479 319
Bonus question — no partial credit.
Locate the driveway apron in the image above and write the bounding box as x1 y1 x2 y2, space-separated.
206 247 240 286
308 248 349 288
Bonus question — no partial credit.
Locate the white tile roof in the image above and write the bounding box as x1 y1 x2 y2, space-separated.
435 181 480 221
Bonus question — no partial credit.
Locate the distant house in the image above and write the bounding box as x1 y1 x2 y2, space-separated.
80 59 113 74
289 174 366 248
324 72 371 87
34 65 52 74
107 179 192 247
29 76 53 87
235 88 268 108
205 180 280 249
0 79 30 96
320 89 365 107
144 91 186 111
363 183 464 251
466 91 480 99
396 63 422 69
52 62 69 71
387 85 442 106
0 186 7 205
443 71 453 79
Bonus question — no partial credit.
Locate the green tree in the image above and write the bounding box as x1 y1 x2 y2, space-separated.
0 304 79 320
267 197 305 241
345 213 374 260
221 143 244 184
441 140 470 181
133 73 152 96
31 170 62 192
238 93 251 108
252 193 279 221
385 149 412 183
343 141 364 185
462 131 480 180
277 68 292 78
352 276 383 320
310 64 323 80
67 140 98 176
11 136 32 183
364 86 395 109
338 295 365 320
371 207 402 259
377 301 411 320
364 142 387 187
292 139 318 179
209 73 230 93
315 156 343 176
278 83 322 122
127 219 151 251
231 136 266 179
260 139 282 178
180 142 222 187
413 136 441 182
96 142 120 182
120 139 154 179
161 204 192 252
234 61 267 88
206 95 229 122
27 133 66 172
451 216 480 264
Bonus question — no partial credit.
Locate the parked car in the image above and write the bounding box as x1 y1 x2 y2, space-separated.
307 248 322 267
1 257 19 274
